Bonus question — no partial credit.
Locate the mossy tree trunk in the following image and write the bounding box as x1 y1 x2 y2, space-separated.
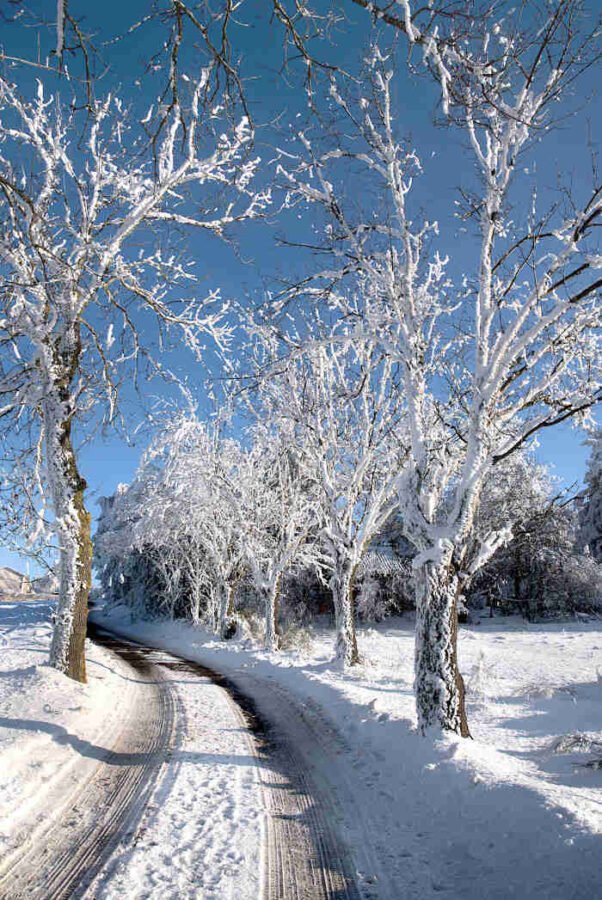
46 330 92 683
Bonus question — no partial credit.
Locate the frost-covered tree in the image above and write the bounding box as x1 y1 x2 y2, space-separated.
237 423 320 650
278 5 601 734
138 416 249 635
95 461 191 619
251 320 408 664
175 429 248 636
0 66 267 681
466 454 595 616
95 411 320 644
579 430 602 562
463 453 551 592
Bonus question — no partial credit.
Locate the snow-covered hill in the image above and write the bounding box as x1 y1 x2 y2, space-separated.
31 572 59 595
0 567 59 600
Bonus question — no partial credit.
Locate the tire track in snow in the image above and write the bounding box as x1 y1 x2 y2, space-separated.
233 670 393 900
141 650 361 900
0 625 361 899
0 629 177 900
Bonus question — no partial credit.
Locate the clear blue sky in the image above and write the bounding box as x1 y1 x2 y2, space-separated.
0 1 599 574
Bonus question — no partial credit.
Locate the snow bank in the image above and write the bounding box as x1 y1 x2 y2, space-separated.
0 600 136 869
95 606 602 899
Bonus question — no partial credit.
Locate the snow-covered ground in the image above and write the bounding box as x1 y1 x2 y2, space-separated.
0 601 262 900
2 600 600 898
0 600 136 870
95 605 602 899
90 646 263 900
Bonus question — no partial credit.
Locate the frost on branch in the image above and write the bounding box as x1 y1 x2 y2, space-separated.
0 63 268 679
247 311 409 665
277 10 600 734
95 405 323 649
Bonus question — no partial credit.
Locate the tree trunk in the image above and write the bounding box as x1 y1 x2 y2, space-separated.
191 581 202 625
46 391 92 684
210 584 221 632
513 540 521 601
264 573 282 651
414 560 471 737
188 546 204 624
332 559 360 666
218 582 235 638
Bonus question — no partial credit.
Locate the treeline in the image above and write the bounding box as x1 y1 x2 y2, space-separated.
95 416 602 648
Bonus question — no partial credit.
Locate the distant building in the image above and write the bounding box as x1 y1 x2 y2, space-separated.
0 566 32 597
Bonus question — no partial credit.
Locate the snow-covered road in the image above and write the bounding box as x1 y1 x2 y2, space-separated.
92 606 602 900
0 608 263 900
81 627 262 900
0 606 361 899
1 627 178 899
87 625 360 900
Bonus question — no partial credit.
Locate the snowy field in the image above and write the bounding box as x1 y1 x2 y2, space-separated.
96 605 602 899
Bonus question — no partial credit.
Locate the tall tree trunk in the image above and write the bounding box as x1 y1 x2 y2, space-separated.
514 540 521 601
209 583 221 632
414 560 471 737
46 386 92 683
189 546 204 624
264 573 282 651
332 559 360 666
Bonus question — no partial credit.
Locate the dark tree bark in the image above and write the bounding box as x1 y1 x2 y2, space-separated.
414 561 471 737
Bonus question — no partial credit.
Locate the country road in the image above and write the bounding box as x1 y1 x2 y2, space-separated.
3 604 598 900
0 622 365 900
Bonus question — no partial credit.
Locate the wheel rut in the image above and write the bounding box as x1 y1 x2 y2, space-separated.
0 627 176 900
0 624 361 899
138 643 361 900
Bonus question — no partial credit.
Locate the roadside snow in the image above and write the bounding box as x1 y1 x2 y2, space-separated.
95 605 602 899
0 600 135 870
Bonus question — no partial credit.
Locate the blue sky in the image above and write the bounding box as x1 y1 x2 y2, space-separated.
0 1 599 574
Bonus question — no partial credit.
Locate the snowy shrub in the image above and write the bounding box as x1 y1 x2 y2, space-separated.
551 733 602 755
551 733 602 770
237 608 265 645
356 576 393 623
278 623 314 653
467 457 602 620
389 572 416 612
465 650 496 702
281 568 333 624
548 552 602 616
